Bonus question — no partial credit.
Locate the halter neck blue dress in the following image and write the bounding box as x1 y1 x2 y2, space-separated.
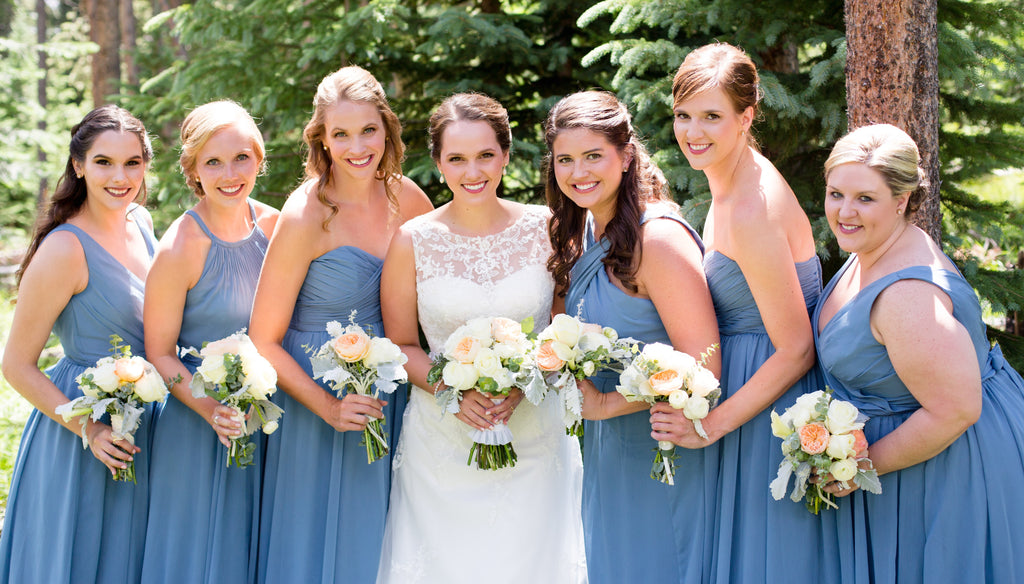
0 207 156 584
704 251 838 584
813 259 1024 584
565 208 719 584
257 245 405 584
141 201 268 584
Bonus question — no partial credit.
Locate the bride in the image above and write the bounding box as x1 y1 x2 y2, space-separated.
376 93 587 583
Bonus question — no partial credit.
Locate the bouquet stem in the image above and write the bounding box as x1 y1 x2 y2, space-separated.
111 435 137 483
468 442 517 470
361 417 390 464
651 441 679 486
565 421 583 438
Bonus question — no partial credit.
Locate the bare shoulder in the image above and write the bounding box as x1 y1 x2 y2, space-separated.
22 228 88 294
395 176 434 219
641 214 700 254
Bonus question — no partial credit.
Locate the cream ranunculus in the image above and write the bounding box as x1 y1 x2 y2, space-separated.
442 361 479 391
825 433 857 460
668 389 688 409
364 337 405 368
825 399 862 435
829 457 858 482
682 396 710 420
582 360 596 376
133 366 169 402
196 354 229 385
262 420 279 435
547 313 583 347
687 366 719 398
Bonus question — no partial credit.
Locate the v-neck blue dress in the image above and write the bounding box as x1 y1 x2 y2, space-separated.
566 209 719 584
813 258 1024 584
0 208 156 584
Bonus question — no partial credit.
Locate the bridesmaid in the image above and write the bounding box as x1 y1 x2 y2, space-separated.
140 101 279 584
250 65 431 584
815 124 1024 583
0 105 157 583
660 42 833 584
545 90 721 583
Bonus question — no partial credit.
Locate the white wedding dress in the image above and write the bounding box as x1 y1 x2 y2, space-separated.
377 205 587 583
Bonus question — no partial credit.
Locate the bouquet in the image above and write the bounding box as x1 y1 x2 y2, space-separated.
533 313 637 436
185 330 283 468
616 342 720 485
309 311 408 464
769 389 882 514
56 334 169 482
428 316 547 470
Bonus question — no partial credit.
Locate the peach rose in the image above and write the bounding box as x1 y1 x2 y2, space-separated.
332 331 371 363
648 369 683 396
448 336 481 364
798 422 830 455
490 317 523 344
851 429 869 456
535 340 566 372
114 356 146 383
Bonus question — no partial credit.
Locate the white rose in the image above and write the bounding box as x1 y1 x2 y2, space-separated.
464 318 495 346
617 365 653 397
687 366 719 398
86 361 121 395
242 355 278 400
825 433 857 460
668 390 689 409
442 361 479 391
578 331 611 353
364 337 405 368
640 343 676 366
133 366 169 403
786 391 824 428
492 339 527 361
582 360 596 376
472 347 504 380
546 313 583 347
825 399 862 435
262 420 279 435
682 396 710 420
829 458 858 482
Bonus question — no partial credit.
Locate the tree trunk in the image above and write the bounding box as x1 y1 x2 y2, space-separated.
36 0 47 208
86 0 121 106
120 0 137 89
844 0 940 243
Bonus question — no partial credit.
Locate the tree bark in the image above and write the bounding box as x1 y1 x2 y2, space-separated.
86 0 121 106
120 0 137 89
844 0 940 243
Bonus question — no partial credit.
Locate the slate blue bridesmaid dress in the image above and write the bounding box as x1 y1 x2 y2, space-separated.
814 260 1024 584
141 202 268 583
0 207 156 584
257 246 405 584
566 208 719 584
704 251 838 584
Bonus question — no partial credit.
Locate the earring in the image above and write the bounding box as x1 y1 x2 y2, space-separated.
897 208 904 215
76 173 83 179
439 174 445 184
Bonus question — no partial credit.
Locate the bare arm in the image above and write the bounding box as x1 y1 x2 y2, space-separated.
249 204 382 433
1 232 138 474
144 216 242 445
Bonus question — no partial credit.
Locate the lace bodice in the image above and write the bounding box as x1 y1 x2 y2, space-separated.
409 205 555 351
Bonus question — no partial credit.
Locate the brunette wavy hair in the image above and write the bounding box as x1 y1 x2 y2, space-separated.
18 105 153 284
302 65 405 230
543 91 673 296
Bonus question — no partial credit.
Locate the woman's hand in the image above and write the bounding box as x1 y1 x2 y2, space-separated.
484 388 524 424
455 389 501 431
650 401 710 448
208 404 245 447
324 393 386 432
86 421 140 477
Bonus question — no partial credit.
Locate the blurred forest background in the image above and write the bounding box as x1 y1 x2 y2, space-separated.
0 0 1022 514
